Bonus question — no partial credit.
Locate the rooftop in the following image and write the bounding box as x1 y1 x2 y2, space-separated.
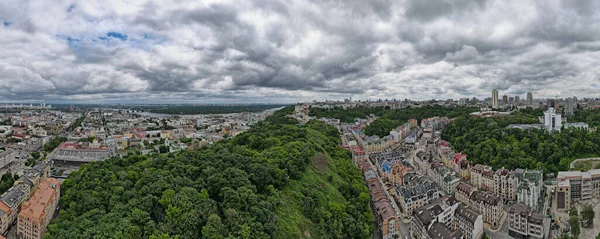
19 178 61 222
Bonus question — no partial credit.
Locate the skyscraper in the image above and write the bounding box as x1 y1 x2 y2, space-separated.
527 92 533 106
502 95 508 105
515 96 520 105
565 97 574 115
492 89 499 108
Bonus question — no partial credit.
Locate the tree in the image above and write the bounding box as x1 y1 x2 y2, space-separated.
43 107 374 239
202 214 225 239
570 215 580 239
30 152 40 160
582 204 595 227
482 233 490 239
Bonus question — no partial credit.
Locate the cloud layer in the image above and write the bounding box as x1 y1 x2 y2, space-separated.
0 0 599 103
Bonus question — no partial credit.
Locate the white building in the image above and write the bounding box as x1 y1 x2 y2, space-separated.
514 169 543 210
543 108 561 131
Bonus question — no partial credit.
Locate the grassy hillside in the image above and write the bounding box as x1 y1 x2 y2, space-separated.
45 107 373 239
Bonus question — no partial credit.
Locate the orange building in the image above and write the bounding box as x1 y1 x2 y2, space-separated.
17 178 61 239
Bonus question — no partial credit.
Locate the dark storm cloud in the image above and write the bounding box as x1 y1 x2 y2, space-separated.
0 0 599 103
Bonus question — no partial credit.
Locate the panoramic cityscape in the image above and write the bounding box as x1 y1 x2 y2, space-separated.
2 1 600 239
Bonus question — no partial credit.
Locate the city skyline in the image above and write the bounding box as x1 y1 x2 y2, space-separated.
1 1 600 103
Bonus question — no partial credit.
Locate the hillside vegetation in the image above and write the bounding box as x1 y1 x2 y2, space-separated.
45 107 373 239
442 115 600 174
310 105 477 137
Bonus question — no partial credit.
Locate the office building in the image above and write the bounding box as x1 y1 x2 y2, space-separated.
544 108 562 132
515 96 520 105
492 89 498 108
527 92 533 106
18 178 61 239
502 95 508 105
508 203 544 239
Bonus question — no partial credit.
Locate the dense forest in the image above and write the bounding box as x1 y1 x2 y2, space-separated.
309 106 477 137
568 109 600 127
442 113 600 174
45 107 373 239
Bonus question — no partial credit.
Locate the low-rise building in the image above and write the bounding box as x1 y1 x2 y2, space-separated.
507 203 544 239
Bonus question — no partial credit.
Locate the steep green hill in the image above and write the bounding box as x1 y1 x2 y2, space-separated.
45 107 373 239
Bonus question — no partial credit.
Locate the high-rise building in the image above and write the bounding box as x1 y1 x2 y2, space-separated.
527 92 533 106
492 89 499 108
502 95 508 105
515 96 520 105
565 97 574 115
509 97 514 104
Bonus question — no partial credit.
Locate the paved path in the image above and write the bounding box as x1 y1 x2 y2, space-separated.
569 157 600 169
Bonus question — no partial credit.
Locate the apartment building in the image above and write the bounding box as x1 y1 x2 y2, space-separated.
454 204 484 239
556 170 600 210
411 196 483 239
455 182 477 206
18 178 61 239
470 164 494 191
396 174 440 218
494 168 514 202
410 196 463 239
363 164 399 239
508 203 544 239
469 191 503 227
0 183 29 234
514 169 543 210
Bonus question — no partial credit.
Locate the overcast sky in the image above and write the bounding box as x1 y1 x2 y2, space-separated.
0 0 599 103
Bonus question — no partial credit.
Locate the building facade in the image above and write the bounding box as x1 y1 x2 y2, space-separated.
396 174 440 218
492 89 499 108
454 204 484 239
508 203 544 239
556 170 600 210
494 168 514 202
469 191 503 227
544 108 562 132
514 169 543 210
18 178 61 239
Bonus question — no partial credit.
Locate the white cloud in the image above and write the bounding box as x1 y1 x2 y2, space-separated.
0 0 598 103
